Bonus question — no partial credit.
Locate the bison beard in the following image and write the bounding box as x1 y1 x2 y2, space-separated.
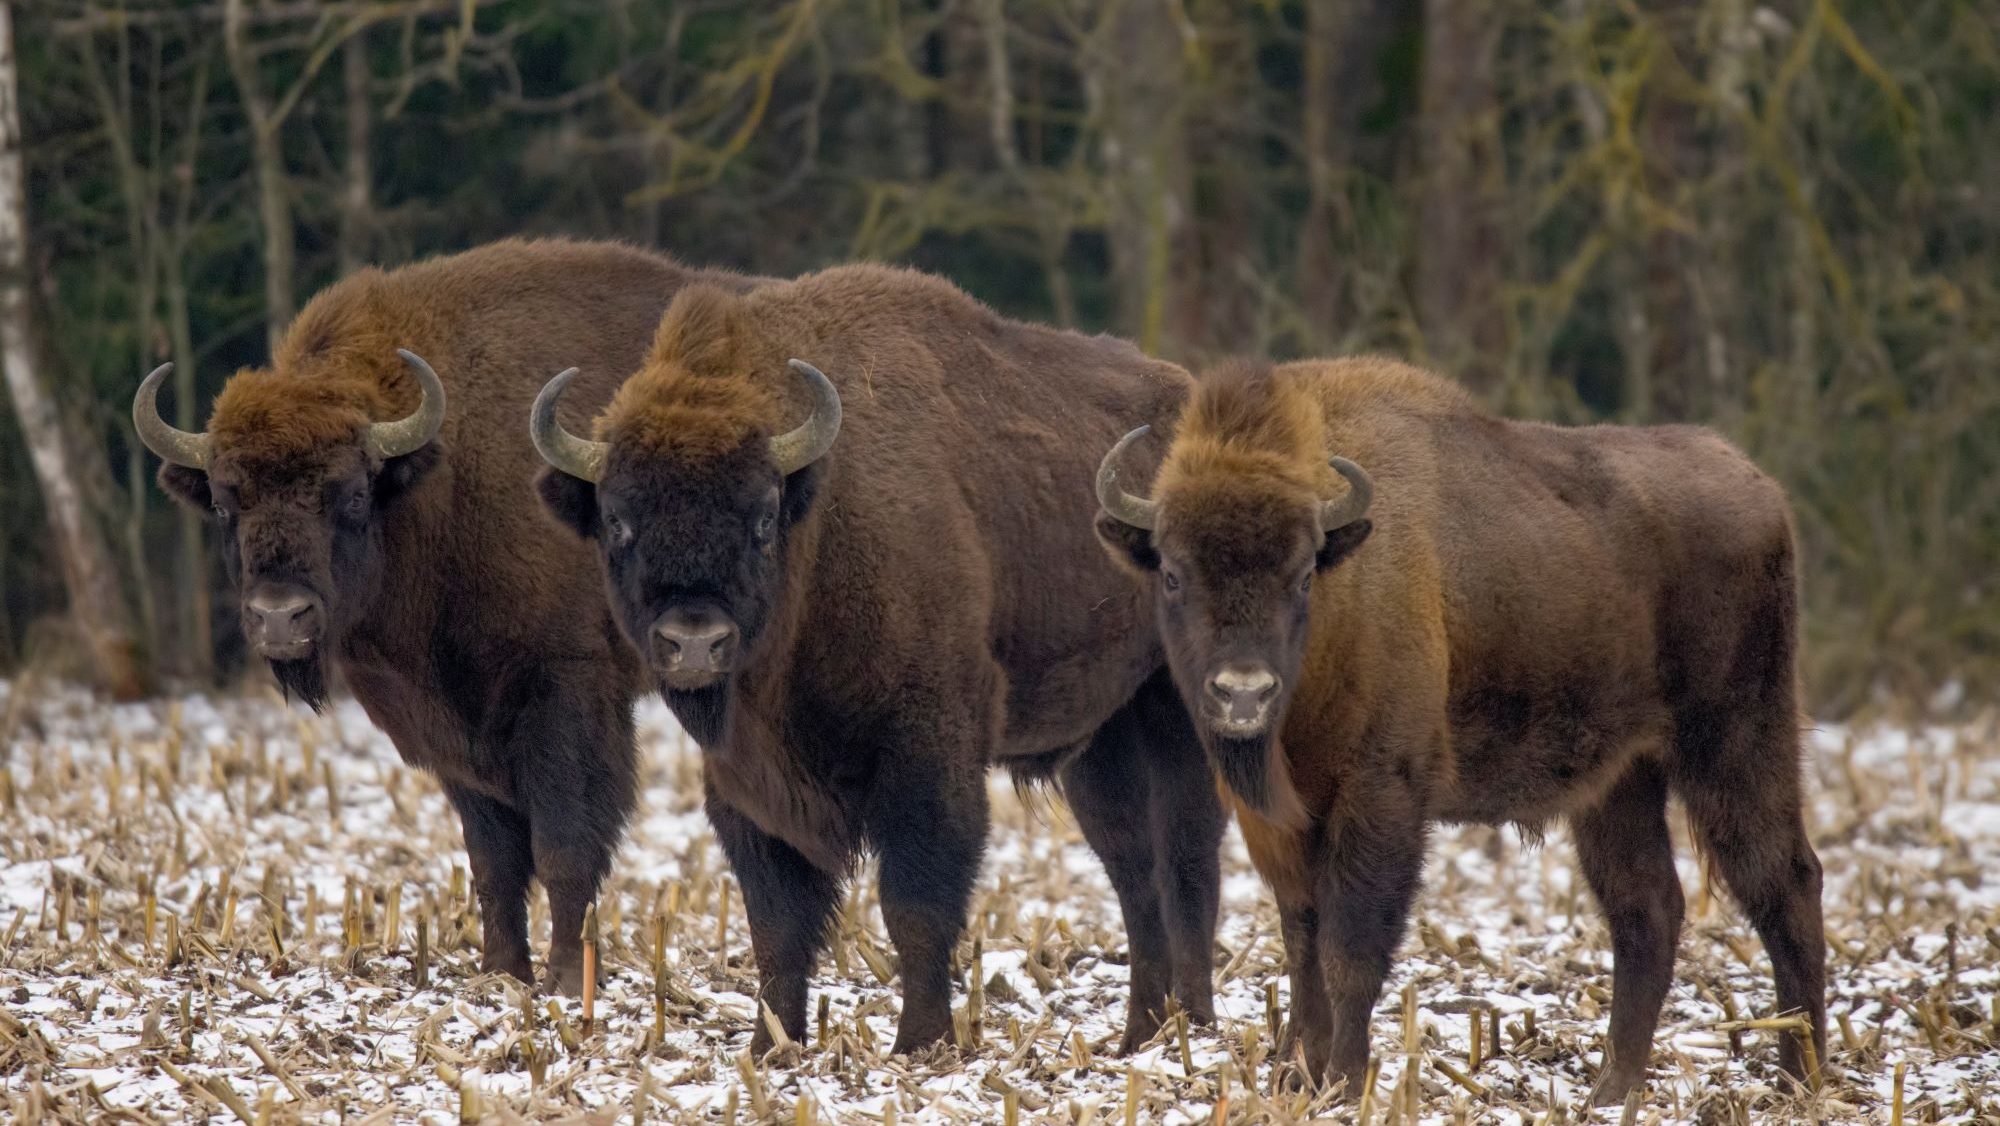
666 684 729 747
270 656 329 713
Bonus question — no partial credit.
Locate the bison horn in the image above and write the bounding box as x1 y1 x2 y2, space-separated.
1319 456 1374 533
132 362 212 469
529 367 609 483
770 359 843 475
366 349 448 461
1095 425 1161 531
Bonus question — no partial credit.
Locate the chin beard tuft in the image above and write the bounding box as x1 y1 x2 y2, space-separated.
663 682 730 747
270 657 329 713
1205 728 1309 829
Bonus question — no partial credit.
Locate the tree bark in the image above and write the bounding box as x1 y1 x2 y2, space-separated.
1091 0 1198 356
338 28 373 276
79 29 166 660
224 0 296 352
1415 0 1506 394
1297 0 1403 345
0 2 148 698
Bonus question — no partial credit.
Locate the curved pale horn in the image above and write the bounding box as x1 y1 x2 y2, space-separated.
365 349 448 460
529 367 609 483
770 359 843 475
1319 456 1374 533
132 362 211 469
1095 425 1161 531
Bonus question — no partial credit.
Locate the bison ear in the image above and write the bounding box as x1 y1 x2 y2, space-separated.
651 284 750 377
158 464 212 511
1094 512 1159 574
536 466 599 539
779 462 822 528
1316 519 1372 571
375 442 443 509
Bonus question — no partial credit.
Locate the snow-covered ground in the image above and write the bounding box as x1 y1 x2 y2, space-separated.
1 678 1995 1123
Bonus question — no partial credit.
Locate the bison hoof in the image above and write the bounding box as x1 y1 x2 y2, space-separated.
539 958 589 999
889 1026 953 1059
483 952 535 986
1587 1068 1644 1108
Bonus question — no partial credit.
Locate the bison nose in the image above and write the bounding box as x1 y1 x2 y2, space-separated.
652 613 738 688
1206 663 1280 732
245 588 322 659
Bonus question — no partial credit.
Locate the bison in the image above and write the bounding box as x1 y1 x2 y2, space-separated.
529 266 1225 1054
132 238 758 994
1093 357 1825 1103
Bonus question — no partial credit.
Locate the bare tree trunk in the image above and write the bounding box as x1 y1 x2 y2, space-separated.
79 27 167 663
1297 0 1400 344
1090 0 1198 356
1415 0 1506 395
224 0 295 351
0 3 148 698
338 28 373 276
164 54 215 680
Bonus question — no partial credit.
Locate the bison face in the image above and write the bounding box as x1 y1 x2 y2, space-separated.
532 361 841 744
1094 426 1372 814
134 353 446 709
591 444 809 702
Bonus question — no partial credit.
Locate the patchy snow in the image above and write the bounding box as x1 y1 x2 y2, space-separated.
1 679 1995 1122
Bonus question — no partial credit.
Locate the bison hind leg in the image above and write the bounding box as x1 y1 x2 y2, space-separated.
1671 704 1826 1089
1570 757 1684 1106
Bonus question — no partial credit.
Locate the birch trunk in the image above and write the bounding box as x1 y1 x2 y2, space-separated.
0 2 147 697
338 29 373 276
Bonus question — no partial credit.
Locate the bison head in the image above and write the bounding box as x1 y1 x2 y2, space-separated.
1093 375 1372 820
134 351 446 707
531 287 839 743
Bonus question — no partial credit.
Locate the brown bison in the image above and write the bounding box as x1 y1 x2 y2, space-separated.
1094 357 1825 1103
530 266 1224 1054
132 238 757 994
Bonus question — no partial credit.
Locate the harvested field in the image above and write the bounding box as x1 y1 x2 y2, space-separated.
2 677 1996 1124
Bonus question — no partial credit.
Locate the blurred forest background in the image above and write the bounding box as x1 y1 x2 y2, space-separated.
0 0 1994 714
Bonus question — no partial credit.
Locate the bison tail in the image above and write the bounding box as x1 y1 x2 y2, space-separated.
1212 736 1308 831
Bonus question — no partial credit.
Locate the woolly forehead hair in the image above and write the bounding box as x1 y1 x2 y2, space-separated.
206 270 436 465
1157 361 1330 500
596 363 778 464
208 370 388 465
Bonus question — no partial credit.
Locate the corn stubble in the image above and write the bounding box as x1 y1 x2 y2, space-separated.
0 681 1996 1122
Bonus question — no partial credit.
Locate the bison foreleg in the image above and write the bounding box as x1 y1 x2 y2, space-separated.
706 787 844 1054
1315 811 1426 1097
444 783 535 986
1572 759 1684 1107
519 679 638 997
1276 902 1331 1083
865 749 988 1056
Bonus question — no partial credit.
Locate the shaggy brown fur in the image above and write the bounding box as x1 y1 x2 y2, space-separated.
1099 356 1825 1104
539 264 1225 1056
152 238 760 994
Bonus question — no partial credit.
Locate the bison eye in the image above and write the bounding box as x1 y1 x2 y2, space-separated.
346 491 369 519
755 511 776 543
1299 571 1313 594
1161 569 1181 593
604 512 633 548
